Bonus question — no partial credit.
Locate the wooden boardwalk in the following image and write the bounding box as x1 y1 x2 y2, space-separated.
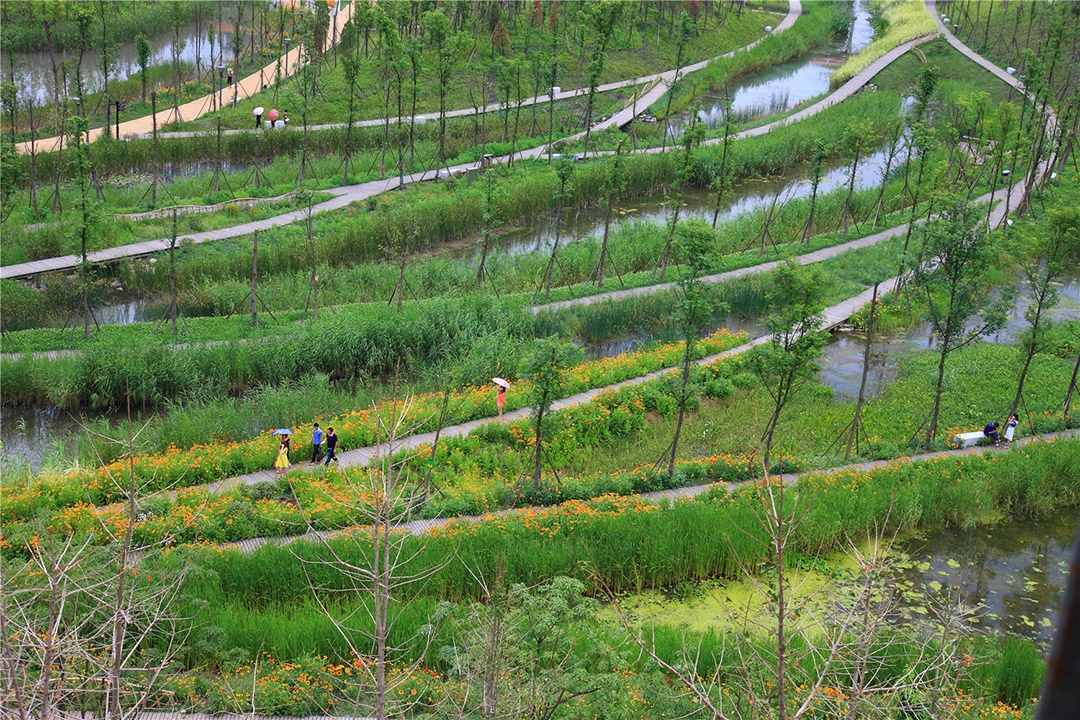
8 1 1050 287
0 2 805 281
216 427 1079 557
12 4 355 155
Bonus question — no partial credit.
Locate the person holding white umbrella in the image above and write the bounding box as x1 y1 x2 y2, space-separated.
254 106 264 129
273 428 293 477
493 377 510 417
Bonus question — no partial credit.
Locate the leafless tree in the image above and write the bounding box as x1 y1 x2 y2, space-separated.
1 392 192 720
300 398 447 720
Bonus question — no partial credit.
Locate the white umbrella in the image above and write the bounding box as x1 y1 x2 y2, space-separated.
253 106 265 116
492 377 511 389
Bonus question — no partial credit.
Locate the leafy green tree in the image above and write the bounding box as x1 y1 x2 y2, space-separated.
747 262 827 467
800 139 828 243
0 137 22 224
476 171 503 292
546 11 558 165
836 119 874 236
441 577 603 719
135 33 151 103
1 77 17 145
421 9 458 169
656 111 706 280
660 11 694 153
911 200 1014 449
1008 206 1080 419
595 141 627 289
580 0 620 155
539 157 575 299
520 337 581 491
68 114 100 340
710 89 735 230
663 219 721 476
338 50 362 183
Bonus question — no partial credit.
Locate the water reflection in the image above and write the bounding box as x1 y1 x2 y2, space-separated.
0 404 110 474
667 0 874 137
896 509 1079 646
2 16 236 106
819 269 1080 399
484 142 896 259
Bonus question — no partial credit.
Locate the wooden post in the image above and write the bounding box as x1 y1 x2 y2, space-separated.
151 92 159 206
169 209 178 335
251 230 259 327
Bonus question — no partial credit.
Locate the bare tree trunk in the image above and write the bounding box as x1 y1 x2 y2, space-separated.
1064 352 1080 419
169 210 178 335
251 230 259 327
845 282 878 461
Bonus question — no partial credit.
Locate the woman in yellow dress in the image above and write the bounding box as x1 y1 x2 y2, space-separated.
274 436 291 477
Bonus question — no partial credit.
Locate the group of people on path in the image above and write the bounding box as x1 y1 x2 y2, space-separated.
274 379 514 476
274 423 338 477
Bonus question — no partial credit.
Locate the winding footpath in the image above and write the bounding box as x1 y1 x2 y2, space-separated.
5 0 1052 285
12 3 355 155
105 4 1064 540
220 427 1080 557
135 164 1029 505
8 9 1075 720
2 1 805 281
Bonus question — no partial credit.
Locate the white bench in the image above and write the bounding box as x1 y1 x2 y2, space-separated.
952 431 985 448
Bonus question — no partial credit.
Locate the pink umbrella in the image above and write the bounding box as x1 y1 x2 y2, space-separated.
268 109 279 122
492 377 510 389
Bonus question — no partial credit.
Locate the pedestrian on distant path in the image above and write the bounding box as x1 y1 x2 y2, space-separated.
324 427 338 466
1004 414 1018 448
282 110 289 125
311 422 323 464
275 435 291 478
493 378 510 418
984 420 1001 446
227 66 233 85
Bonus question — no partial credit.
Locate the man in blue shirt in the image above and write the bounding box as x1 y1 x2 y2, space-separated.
311 423 323 464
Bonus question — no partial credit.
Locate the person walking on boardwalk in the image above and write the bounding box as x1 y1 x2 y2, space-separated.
275 435 291 478
324 427 338 465
311 422 323 464
493 377 510 418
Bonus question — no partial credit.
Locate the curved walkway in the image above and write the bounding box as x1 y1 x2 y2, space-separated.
0 176 1015 363
13 3 355 155
3 1 803 281
222 427 1080 556
133 167 1024 505
136 1 802 145
11 2 1049 284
